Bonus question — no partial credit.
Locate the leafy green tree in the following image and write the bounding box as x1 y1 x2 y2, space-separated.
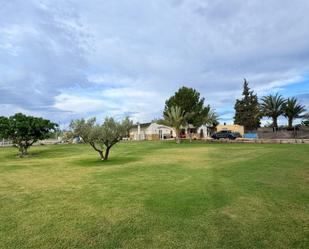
164 106 187 143
261 93 286 129
0 113 57 157
234 79 261 131
164 86 217 129
70 117 131 160
283 97 306 129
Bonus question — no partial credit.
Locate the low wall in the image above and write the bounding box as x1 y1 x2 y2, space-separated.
0 139 62 147
205 138 309 144
257 127 309 139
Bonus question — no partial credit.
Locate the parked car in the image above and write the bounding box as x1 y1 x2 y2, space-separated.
211 130 241 140
232 132 242 138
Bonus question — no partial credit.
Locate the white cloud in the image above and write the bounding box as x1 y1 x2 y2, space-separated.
0 0 309 124
53 93 107 114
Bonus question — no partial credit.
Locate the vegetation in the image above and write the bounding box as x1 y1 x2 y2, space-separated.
122 116 134 137
0 113 57 157
284 97 306 129
201 105 218 126
232 80 308 130
0 141 308 249
164 86 217 128
302 113 309 126
260 93 286 129
234 79 260 131
164 106 187 143
70 117 132 161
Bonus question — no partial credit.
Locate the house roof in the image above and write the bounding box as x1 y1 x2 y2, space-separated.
131 122 152 129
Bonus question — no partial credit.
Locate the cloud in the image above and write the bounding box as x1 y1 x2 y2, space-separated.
0 0 309 125
53 93 106 114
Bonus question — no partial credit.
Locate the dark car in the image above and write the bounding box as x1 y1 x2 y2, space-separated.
211 130 240 140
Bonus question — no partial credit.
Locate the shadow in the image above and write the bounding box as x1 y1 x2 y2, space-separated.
73 155 141 168
30 144 86 158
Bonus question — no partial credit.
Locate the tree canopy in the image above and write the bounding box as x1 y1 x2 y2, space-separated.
70 117 132 161
234 79 260 131
261 93 286 129
0 113 57 157
164 86 217 127
284 97 306 129
164 106 187 143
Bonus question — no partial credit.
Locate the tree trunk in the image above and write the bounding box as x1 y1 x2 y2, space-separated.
98 150 105 160
19 146 24 157
288 117 293 129
19 146 28 157
90 143 105 160
176 135 180 144
273 117 278 130
104 147 111 161
175 128 180 144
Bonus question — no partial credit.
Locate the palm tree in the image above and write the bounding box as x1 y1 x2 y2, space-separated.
284 97 306 129
202 105 218 126
302 113 309 127
261 93 286 129
164 106 186 143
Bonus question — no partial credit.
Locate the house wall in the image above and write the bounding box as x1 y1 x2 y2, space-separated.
146 123 175 137
130 123 175 140
216 124 245 136
181 125 212 139
197 125 211 138
129 127 147 140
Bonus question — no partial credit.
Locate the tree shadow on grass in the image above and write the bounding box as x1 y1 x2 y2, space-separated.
29 145 85 158
73 155 141 168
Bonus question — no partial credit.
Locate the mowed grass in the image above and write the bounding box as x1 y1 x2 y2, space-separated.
0 141 308 249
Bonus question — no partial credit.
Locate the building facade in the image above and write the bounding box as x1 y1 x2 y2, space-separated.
216 124 245 136
130 122 176 141
179 124 215 139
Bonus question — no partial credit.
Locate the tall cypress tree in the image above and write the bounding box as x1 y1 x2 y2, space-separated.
234 79 260 131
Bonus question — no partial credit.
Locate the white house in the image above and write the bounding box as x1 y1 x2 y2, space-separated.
197 124 213 138
130 122 176 140
178 124 213 139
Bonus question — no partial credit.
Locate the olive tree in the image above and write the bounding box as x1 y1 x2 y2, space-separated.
0 113 57 157
70 117 132 160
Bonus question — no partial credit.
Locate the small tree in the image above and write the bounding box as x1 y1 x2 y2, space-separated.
164 106 187 143
284 97 306 129
261 93 286 129
0 113 57 157
70 117 131 160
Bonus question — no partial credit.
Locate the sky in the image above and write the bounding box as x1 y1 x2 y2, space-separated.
1 0 309 128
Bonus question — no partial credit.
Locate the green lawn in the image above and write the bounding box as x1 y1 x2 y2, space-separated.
0 141 308 249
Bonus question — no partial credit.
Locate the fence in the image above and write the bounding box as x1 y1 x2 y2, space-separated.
0 139 62 147
257 127 309 139
0 139 13 147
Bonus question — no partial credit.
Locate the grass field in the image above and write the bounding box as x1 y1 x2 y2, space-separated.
0 141 308 249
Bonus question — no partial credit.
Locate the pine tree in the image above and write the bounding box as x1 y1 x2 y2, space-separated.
234 79 261 131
